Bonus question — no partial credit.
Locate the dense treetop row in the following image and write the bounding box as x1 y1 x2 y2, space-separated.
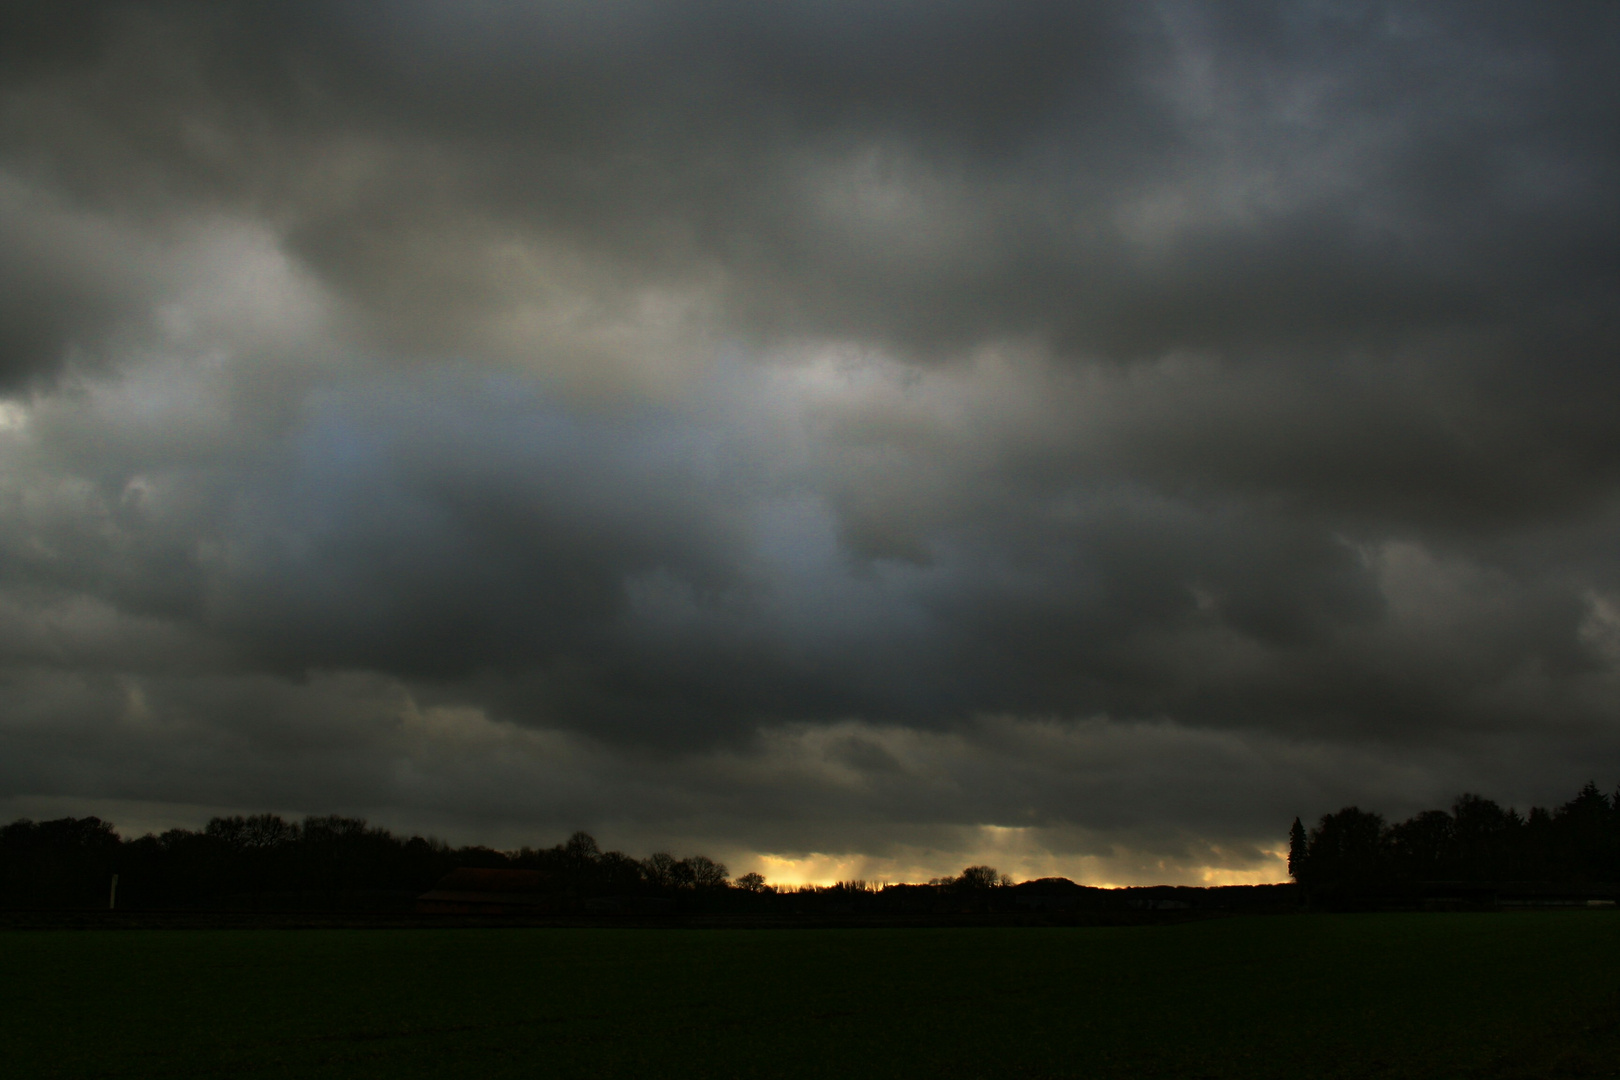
0 812 1051 912
0 815 730 910
1290 781 1620 900
10 778 1613 913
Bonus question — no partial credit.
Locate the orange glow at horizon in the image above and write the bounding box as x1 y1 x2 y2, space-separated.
734 836 1290 889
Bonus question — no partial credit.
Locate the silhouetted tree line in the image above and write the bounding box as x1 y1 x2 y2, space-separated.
0 813 1296 916
1290 781 1620 905
0 815 737 912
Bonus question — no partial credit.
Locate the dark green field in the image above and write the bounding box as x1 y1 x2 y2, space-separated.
3 913 1618 1079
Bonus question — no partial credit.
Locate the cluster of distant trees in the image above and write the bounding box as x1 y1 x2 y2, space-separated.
0 813 1296 917
1 811 1050 915
0 814 737 912
1290 781 1619 904
29 781 1610 916
0 805 1087 915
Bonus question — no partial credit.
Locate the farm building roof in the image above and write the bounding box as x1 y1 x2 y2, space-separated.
416 868 553 914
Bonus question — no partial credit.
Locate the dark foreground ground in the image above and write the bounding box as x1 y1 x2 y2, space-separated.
3 913 1617 1079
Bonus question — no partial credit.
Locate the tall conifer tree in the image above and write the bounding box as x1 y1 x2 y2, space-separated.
1288 817 1309 883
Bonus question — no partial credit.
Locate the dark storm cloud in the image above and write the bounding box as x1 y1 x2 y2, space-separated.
1 0 1618 878
6 1 1615 509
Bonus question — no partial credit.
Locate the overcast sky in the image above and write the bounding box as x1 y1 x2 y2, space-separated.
1 0 1616 885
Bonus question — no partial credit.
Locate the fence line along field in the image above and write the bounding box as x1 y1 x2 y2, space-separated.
4 913 1618 1079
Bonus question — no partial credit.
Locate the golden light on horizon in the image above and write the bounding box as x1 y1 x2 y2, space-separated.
734 828 1290 889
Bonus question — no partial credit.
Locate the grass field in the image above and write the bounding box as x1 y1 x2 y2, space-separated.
3 913 1618 1079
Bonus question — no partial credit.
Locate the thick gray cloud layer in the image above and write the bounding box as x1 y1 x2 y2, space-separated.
1 1 1616 881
